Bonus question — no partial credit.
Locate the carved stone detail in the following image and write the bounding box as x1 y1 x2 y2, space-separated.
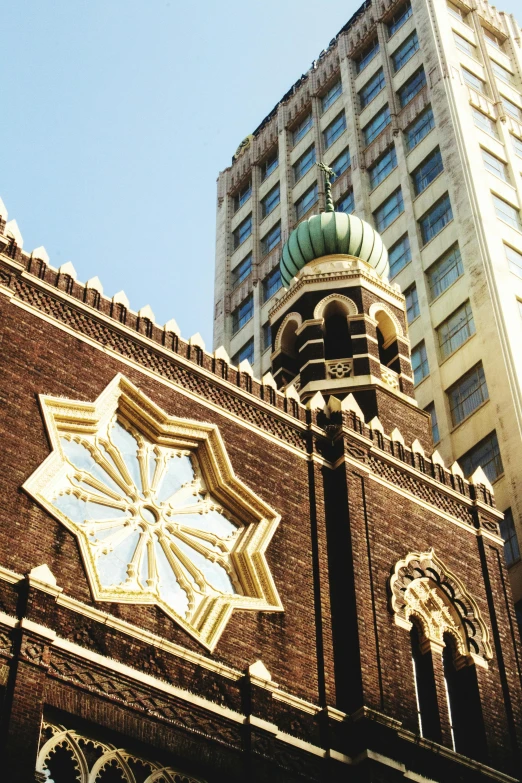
389 549 493 665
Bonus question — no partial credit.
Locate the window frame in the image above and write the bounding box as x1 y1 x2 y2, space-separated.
405 105 435 151
447 363 489 427
493 194 522 231
405 284 420 323
336 190 355 215
369 145 398 190
331 147 351 177
293 112 313 146
323 111 347 149
293 144 316 183
231 254 252 289
232 337 254 366
233 214 253 249
355 38 380 73
482 148 509 182
387 1 413 37
261 222 281 256
437 300 476 360
412 147 444 195
398 67 427 108
231 294 254 335
472 107 499 139
359 68 386 109
419 194 453 245
321 79 343 113
411 341 429 385
261 152 278 182
260 183 281 219
427 244 463 300
363 104 392 146
262 267 282 303
374 188 405 232
458 430 503 483
295 183 319 220
392 31 420 73
389 234 412 278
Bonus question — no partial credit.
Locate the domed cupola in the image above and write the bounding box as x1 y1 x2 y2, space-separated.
280 162 389 287
269 162 418 431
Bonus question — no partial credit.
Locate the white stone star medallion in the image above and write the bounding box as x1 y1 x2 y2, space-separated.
24 374 283 650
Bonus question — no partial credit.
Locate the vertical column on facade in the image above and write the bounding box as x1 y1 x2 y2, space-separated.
338 34 367 216
470 10 506 123
277 103 292 242
214 169 231 350
310 90 325 210
251 161 262 373
429 645 455 750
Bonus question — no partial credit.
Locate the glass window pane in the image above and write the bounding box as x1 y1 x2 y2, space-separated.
233 215 252 249
324 111 347 149
336 190 354 215
392 31 419 72
482 149 509 181
322 79 342 112
500 508 520 567
427 244 463 298
425 402 440 443
388 1 413 36
262 267 282 302
261 153 278 181
232 337 254 366
493 195 522 231
491 60 514 85
232 294 254 334
295 183 319 219
234 182 252 212
454 32 476 58
405 106 435 150
389 234 412 277
363 105 391 145
331 147 351 177
231 254 252 288
359 68 386 108
405 284 420 322
374 188 404 231
369 146 397 189
398 68 426 108
262 322 272 352
512 134 522 158
448 363 489 426
412 341 429 385
261 223 281 255
261 184 280 218
412 147 443 194
293 145 316 182
356 38 380 73
502 97 522 121
420 194 453 244
472 108 499 139
458 430 502 482
293 113 313 146
437 300 475 359
505 244 522 278
461 67 487 94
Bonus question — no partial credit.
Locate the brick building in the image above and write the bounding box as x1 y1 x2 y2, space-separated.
0 194 521 782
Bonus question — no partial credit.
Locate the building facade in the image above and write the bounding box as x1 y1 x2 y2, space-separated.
1 195 522 780
213 0 522 607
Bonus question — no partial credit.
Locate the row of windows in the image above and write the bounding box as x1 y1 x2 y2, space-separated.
233 217 281 254
461 66 522 121
374 187 452 247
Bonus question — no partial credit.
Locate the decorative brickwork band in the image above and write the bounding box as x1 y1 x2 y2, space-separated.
389 549 493 666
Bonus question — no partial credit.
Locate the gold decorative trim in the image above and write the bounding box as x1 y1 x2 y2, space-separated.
23 374 283 651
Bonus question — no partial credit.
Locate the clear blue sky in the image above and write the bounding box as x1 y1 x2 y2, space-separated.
2 1 520 347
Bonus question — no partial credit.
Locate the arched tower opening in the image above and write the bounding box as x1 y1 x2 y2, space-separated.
375 309 400 373
323 299 352 361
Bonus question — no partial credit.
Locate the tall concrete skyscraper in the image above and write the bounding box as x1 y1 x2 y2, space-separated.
213 0 522 607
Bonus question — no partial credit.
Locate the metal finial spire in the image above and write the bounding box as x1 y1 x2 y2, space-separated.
317 161 336 213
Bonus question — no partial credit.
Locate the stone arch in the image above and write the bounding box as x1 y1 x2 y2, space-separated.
274 311 302 354
369 303 403 343
313 293 358 321
389 549 493 666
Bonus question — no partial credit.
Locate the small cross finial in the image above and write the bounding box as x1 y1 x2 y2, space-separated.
317 161 336 212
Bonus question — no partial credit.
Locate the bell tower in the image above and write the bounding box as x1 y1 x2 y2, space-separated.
270 164 431 449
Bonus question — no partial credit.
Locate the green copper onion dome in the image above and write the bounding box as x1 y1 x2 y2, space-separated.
279 163 389 288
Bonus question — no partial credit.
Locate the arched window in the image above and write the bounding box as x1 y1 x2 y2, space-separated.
323 300 352 361
410 622 441 742
375 309 400 372
443 633 487 759
278 316 300 386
